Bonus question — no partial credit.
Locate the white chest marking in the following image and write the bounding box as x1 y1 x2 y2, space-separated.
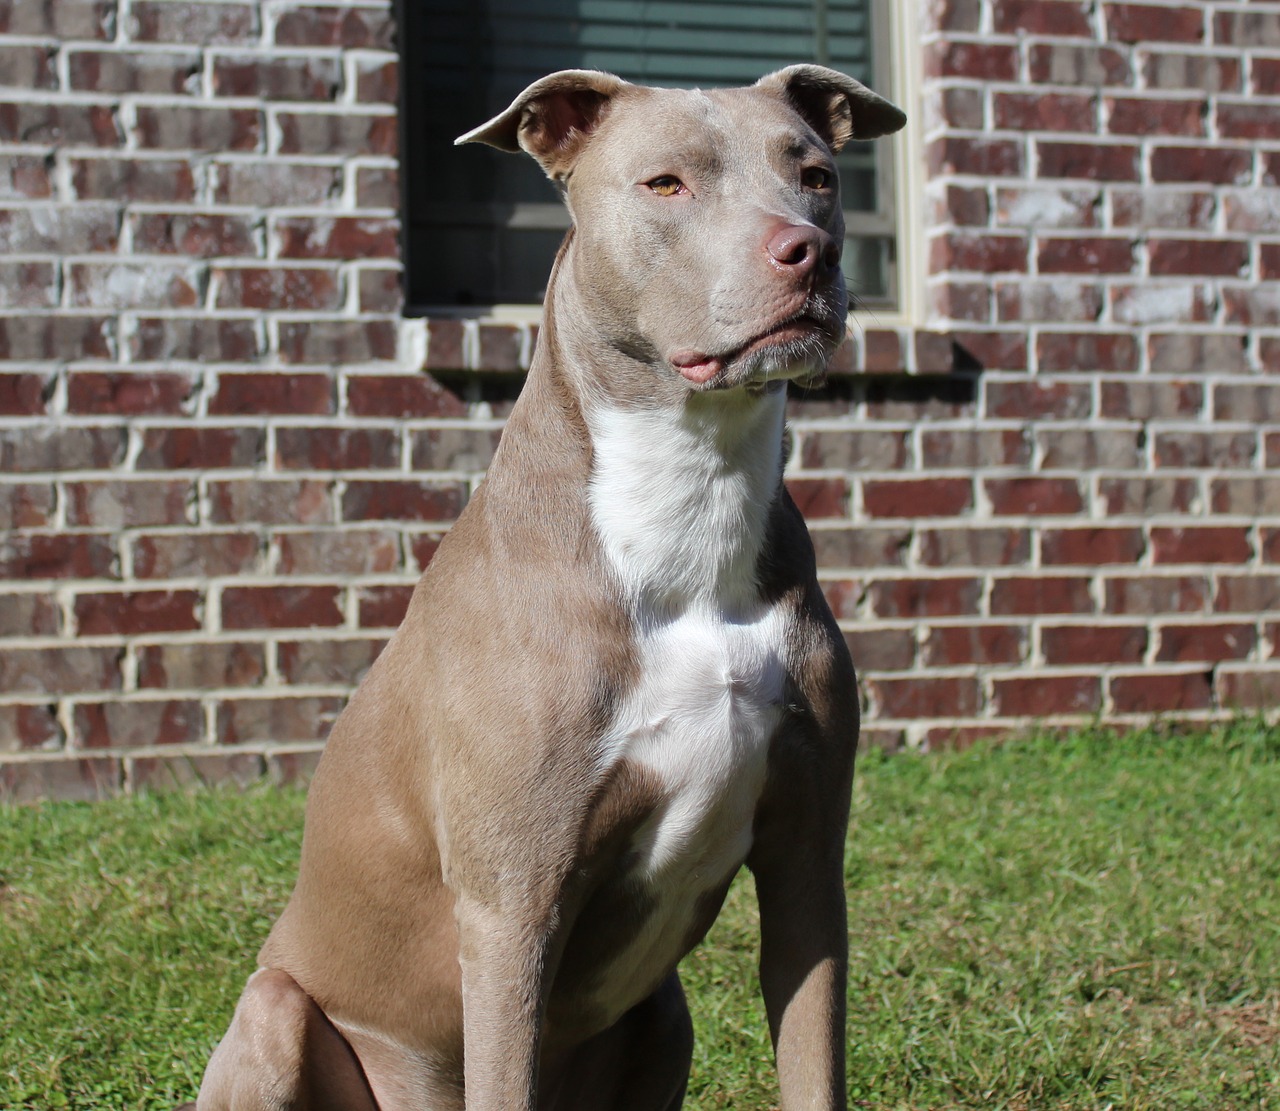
582 389 790 1012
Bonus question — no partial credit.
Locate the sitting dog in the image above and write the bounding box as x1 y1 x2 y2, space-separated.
194 64 905 1110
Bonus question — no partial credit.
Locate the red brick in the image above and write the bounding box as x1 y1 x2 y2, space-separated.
357 584 413 628
1109 671 1212 714
1042 527 1145 564
213 267 341 311
926 41 1018 80
409 533 441 573
221 585 343 630
1099 476 1198 516
1149 238 1248 277
990 575 1094 615
866 577 981 618
986 477 1084 516
1037 237 1134 274
74 700 204 748
216 695 346 745
268 749 324 786
932 185 990 228
131 531 261 578
75 590 201 636
993 674 1101 717
273 6 395 47
1263 244 1280 280
862 477 972 519
137 641 265 689
1106 96 1205 136
922 725 1018 751
994 92 1095 133
66 480 192 528
67 371 194 416
136 426 263 471
930 233 1028 273
1150 145 1253 185
918 527 1032 568
0 153 53 198
276 529 400 576
923 624 1026 666
346 375 468 418
1151 526 1252 565
130 212 257 257
1037 142 1140 182
993 0 1092 35
476 324 525 371
785 477 849 519
355 57 398 104
1037 332 1139 372
209 373 333 416
1104 574 1209 615
1252 56 1280 95
1042 624 1147 665
0 534 117 580
278 637 387 686
986 379 1092 420
920 428 1030 469
1105 3 1204 43
867 676 980 719
359 267 403 313
341 480 466 523
277 216 399 260
1218 101 1280 141
927 137 1025 178
208 479 333 526
1156 623 1255 663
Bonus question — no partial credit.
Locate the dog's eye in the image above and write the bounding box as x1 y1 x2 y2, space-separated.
647 176 686 197
801 167 833 191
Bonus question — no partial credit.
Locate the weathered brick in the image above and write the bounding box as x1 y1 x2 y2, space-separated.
221 585 343 630
410 428 502 471
843 628 916 672
0 533 117 580
0 592 60 637
216 695 346 745
993 675 1101 717
1142 50 1241 93
1104 574 1209 615
273 6 395 48
1105 3 1204 43
0 205 118 252
1029 43 1130 86
71 155 195 202
1101 379 1203 420
355 164 399 208
0 261 56 308
919 427 1029 469
1112 282 1214 326
927 136 1025 178
137 641 265 689
356 583 413 628
0 102 119 147
129 1 258 44
1037 331 1139 373
993 0 1092 35
278 637 386 686
1211 477 1280 517
0 482 54 529
1149 332 1248 374
74 700 204 748
1099 476 1198 516
276 110 396 156
918 527 1032 568
866 576 982 618
996 280 1102 323
131 212 258 257
208 479 332 526
985 378 1092 420
0 646 121 695
135 104 262 150
994 92 1095 133
1218 668 1280 710
1156 429 1255 469
75 589 201 635
213 159 341 206
1038 237 1134 275
1215 9 1280 47
137 426 263 470
1218 101 1280 141
0 315 113 361
930 232 1028 273
809 527 912 569
1111 188 1216 228
213 53 340 101
927 41 1019 80
129 752 266 791
70 261 202 310
0 757 121 803
131 531 261 578
986 477 1085 516
276 529 400 575
68 49 200 94
1038 427 1142 470
1223 286 1280 327
0 703 62 751
0 44 57 89
67 479 192 529
355 57 397 104
213 267 341 311
0 153 53 199
785 477 849 519
925 0 981 32
277 320 398 365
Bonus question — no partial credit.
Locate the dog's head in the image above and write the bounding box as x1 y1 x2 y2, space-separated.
458 67 905 395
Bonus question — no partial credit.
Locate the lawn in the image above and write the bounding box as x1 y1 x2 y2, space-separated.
2 724 1278 1110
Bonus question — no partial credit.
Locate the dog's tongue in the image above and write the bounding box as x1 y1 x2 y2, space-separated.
670 351 722 384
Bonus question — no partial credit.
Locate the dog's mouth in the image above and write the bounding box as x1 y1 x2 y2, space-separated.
669 310 843 391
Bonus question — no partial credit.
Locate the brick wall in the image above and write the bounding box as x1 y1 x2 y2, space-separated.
1 0 1278 799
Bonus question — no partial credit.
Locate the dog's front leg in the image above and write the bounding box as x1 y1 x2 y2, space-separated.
456 896 553 1110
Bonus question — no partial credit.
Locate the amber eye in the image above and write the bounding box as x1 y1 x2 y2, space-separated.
647 176 686 197
801 166 833 191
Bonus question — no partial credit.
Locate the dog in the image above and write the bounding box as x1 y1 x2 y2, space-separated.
193 65 906 1110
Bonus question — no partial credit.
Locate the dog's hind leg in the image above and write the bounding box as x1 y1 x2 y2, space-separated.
195 968 379 1111
542 972 693 1111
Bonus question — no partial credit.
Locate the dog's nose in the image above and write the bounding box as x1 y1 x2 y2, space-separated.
766 224 841 278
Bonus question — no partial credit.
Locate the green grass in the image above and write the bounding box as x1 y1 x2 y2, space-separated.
3 724 1279 1110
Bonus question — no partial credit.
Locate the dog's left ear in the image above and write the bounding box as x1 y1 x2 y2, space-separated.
455 69 629 181
757 65 906 151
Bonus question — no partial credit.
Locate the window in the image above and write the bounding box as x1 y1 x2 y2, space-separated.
397 0 896 311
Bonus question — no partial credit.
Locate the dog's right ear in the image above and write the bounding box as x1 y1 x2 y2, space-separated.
455 70 628 182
